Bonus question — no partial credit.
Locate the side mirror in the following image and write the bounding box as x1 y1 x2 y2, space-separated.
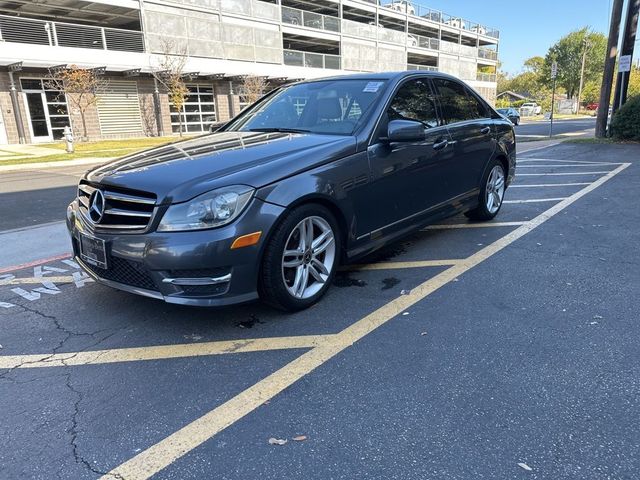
386 119 426 142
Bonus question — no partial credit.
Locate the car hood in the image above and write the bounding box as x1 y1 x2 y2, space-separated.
86 131 357 204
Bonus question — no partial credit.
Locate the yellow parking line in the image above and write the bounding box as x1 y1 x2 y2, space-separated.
503 197 567 204
345 259 460 271
0 335 332 370
422 221 526 229
101 163 630 480
510 183 590 188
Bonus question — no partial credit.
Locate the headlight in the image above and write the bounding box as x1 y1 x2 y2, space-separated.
158 185 254 232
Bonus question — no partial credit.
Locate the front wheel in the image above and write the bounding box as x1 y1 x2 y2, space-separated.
259 204 340 311
465 160 506 221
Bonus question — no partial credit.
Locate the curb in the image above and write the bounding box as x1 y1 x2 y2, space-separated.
0 157 115 172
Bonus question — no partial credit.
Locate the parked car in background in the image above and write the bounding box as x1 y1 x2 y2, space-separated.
496 107 520 125
67 72 515 311
586 102 599 111
384 0 415 15
520 102 542 116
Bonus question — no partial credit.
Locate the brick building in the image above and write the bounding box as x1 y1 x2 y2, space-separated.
0 0 500 144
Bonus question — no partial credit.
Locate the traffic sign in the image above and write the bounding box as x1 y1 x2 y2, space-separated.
551 61 558 79
619 55 632 72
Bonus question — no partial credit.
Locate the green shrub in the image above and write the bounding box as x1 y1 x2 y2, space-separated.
611 95 640 141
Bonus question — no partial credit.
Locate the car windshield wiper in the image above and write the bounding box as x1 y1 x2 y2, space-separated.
248 127 311 134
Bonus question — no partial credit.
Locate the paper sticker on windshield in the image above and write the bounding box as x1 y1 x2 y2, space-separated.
363 82 384 93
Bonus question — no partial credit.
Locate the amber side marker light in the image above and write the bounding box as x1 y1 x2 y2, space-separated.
230 231 262 249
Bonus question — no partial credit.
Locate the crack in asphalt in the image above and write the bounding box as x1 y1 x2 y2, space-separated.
1 303 133 479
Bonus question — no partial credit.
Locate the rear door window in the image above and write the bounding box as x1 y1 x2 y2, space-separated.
432 78 490 124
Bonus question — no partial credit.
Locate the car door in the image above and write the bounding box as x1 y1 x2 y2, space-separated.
363 77 453 237
431 78 495 197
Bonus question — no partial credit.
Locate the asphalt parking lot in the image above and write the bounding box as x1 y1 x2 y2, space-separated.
1 142 639 479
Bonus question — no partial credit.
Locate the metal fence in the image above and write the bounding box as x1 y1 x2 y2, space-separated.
282 6 340 33
476 72 497 82
0 14 145 53
407 64 438 71
283 49 341 69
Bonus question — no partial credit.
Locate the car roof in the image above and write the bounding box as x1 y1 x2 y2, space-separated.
290 70 462 85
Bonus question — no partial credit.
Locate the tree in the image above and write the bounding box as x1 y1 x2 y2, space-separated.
45 65 108 141
543 28 607 99
151 40 189 136
629 66 640 99
239 76 268 107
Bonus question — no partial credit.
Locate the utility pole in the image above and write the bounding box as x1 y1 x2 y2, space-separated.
612 0 640 114
576 37 589 115
596 0 624 138
550 61 557 138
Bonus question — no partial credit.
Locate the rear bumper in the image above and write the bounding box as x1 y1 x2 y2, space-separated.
67 198 285 307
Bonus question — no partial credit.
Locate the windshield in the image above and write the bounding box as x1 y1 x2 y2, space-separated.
497 108 508 114
224 79 388 135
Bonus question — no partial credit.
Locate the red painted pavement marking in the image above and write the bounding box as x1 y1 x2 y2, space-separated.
0 253 72 274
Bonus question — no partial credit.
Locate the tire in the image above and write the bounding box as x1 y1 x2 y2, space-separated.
259 204 341 311
465 159 506 221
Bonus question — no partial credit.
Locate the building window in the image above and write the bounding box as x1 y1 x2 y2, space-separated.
170 84 217 134
20 78 72 141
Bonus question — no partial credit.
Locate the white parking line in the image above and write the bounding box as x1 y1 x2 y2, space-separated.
517 164 617 168
517 172 610 176
422 221 526 230
510 183 590 188
504 197 568 204
518 158 623 165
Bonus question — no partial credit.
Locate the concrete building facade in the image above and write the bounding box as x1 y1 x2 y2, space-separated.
0 0 499 144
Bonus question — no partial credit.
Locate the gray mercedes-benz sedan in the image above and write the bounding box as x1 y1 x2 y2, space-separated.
67 71 516 311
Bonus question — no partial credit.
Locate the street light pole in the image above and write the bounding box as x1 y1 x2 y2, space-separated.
576 37 589 114
596 0 624 138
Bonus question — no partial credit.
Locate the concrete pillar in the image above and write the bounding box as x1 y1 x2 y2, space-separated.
8 71 26 144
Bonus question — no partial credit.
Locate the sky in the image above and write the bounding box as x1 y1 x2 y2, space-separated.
424 0 615 74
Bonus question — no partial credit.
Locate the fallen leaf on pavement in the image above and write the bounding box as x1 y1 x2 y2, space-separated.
292 435 307 441
517 462 532 471
268 438 287 446
420 331 428 336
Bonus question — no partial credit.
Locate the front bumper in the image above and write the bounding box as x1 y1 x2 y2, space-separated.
66 198 285 307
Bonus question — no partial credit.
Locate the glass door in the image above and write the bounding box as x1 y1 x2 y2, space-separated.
24 91 52 142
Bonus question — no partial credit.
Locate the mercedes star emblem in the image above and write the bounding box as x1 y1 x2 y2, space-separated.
88 189 105 223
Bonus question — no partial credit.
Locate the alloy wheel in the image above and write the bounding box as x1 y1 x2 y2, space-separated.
485 165 505 214
281 216 336 299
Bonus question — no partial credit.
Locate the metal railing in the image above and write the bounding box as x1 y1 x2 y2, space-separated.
478 47 498 61
374 1 499 38
283 49 341 69
406 33 439 50
0 14 144 53
476 72 497 82
407 64 438 71
282 6 340 33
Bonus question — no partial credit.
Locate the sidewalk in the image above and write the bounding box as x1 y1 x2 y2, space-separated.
0 156 115 172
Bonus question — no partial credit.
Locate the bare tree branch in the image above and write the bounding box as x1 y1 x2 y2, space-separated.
151 39 189 136
45 65 109 141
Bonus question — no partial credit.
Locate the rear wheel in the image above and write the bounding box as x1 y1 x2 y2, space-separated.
465 159 506 221
259 204 340 311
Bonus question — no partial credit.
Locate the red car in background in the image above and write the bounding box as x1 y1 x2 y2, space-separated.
586 102 599 111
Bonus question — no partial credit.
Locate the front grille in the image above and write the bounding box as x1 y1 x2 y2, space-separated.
78 182 156 232
82 254 157 291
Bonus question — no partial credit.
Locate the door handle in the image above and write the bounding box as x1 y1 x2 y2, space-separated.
480 126 491 135
432 139 449 150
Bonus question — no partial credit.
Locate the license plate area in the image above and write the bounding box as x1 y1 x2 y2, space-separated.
79 233 108 269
